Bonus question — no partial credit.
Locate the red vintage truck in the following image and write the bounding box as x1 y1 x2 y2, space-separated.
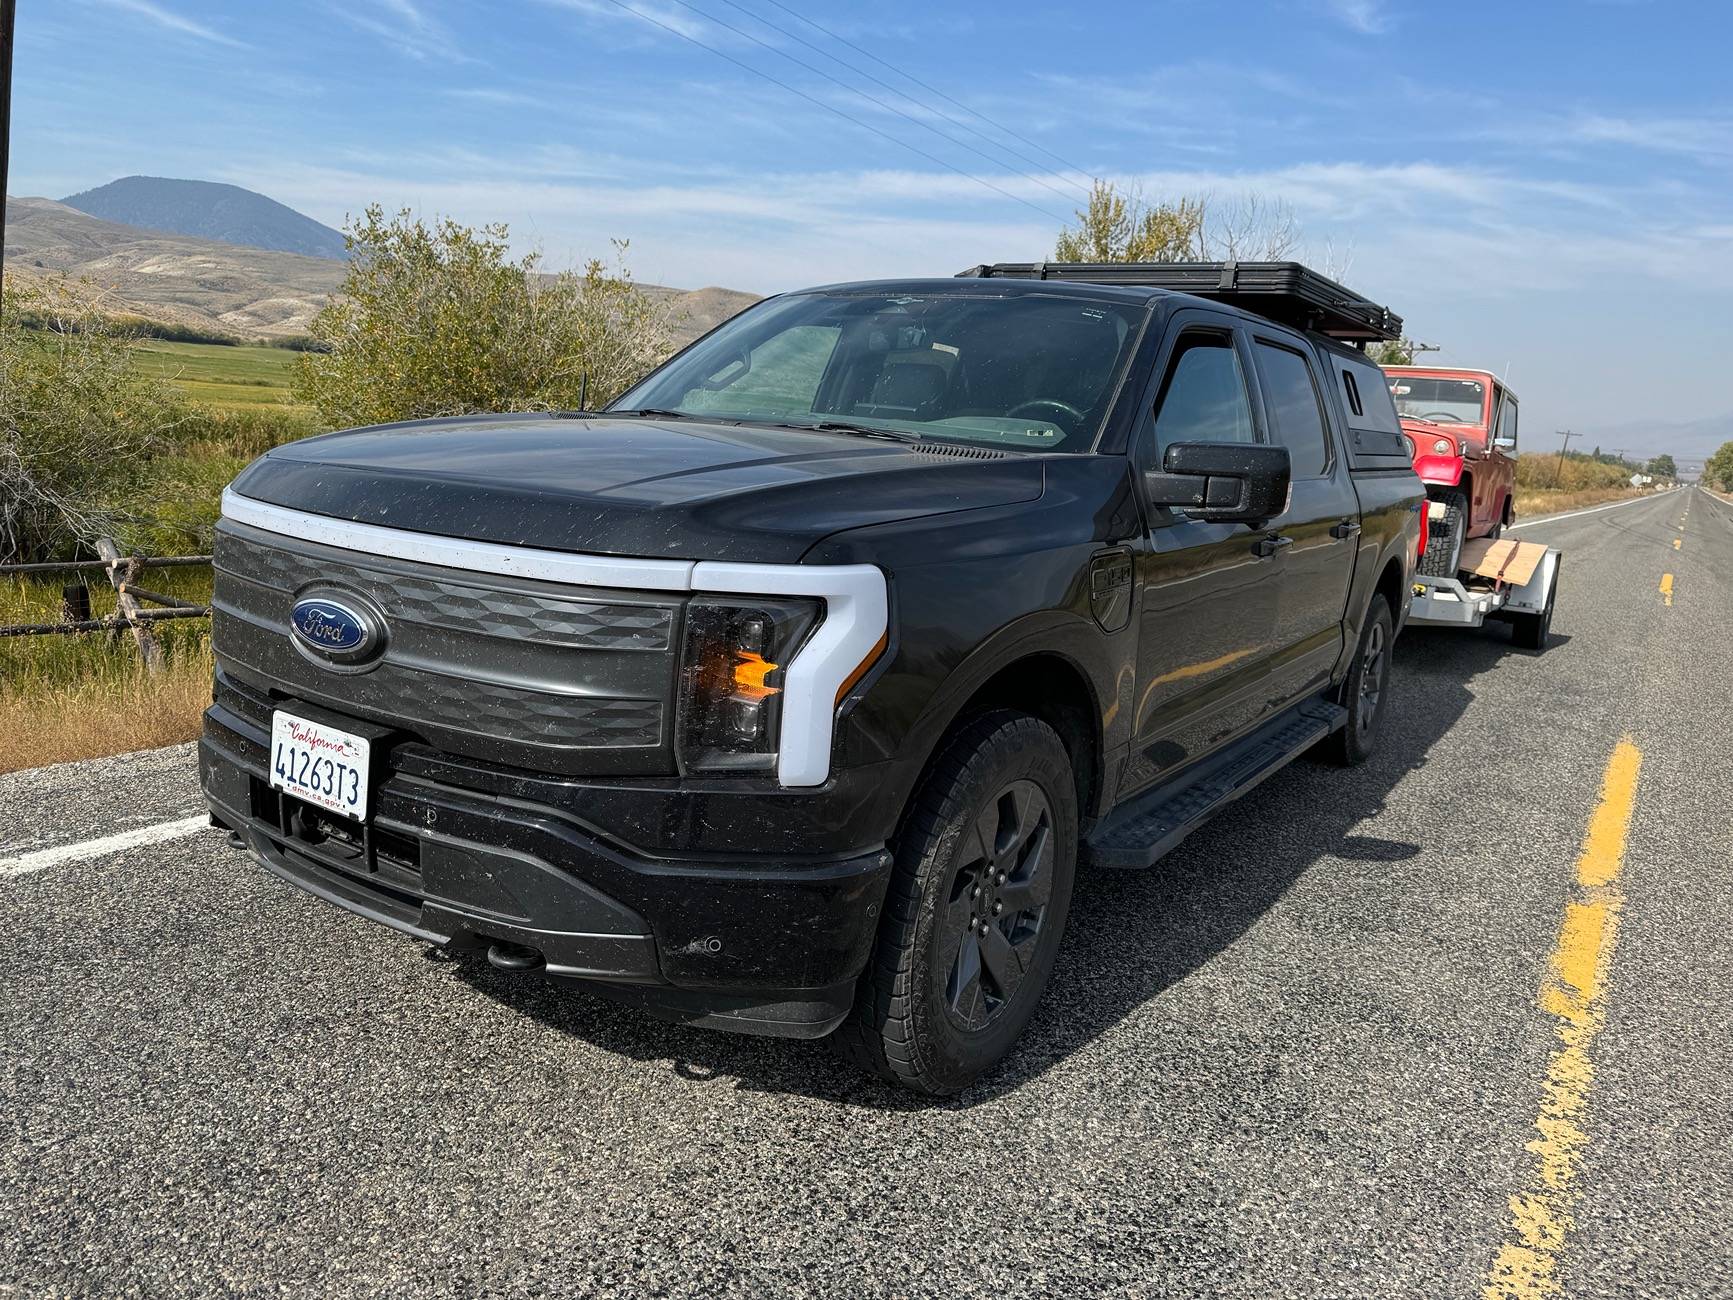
1383 366 1519 576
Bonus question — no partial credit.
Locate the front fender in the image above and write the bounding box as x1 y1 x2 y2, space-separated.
1412 452 1466 488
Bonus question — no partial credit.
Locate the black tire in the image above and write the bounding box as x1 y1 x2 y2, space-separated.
1418 490 1469 577
1323 596 1393 767
830 711 1078 1095
1509 560 1557 652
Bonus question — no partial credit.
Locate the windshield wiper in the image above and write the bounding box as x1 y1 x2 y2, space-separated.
608 407 700 420
795 421 923 444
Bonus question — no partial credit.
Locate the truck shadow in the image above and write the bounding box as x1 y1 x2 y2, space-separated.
451 622 1537 1110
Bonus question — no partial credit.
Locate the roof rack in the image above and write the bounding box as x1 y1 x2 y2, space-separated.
954 260 1402 343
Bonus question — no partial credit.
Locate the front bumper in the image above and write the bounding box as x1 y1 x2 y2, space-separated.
200 703 893 1039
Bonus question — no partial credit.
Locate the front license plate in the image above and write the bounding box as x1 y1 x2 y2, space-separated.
269 711 371 821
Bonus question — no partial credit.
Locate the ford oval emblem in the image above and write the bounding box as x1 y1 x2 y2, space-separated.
290 596 378 661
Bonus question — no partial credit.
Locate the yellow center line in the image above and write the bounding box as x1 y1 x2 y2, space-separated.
1660 574 1674 606
1483 739 1643 1300
1673 538 1682 551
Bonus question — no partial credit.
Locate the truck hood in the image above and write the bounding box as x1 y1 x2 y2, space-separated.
227 413 1046 564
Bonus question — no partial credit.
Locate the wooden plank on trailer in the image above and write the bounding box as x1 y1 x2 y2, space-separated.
1459 537 1547 587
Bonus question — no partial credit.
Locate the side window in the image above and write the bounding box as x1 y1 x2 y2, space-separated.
1253 341 1331 477
1150 333 1256 454
1498 396 1519 447
1341 369 1364 418
1342 357 1401 434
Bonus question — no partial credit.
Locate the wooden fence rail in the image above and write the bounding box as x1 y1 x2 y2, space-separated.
0 538 213 673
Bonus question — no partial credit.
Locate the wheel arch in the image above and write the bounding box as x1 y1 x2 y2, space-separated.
891 626 1114 832
948 653 1102 825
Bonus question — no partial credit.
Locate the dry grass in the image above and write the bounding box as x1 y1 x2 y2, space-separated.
1515 485 1644 517
0 646 211 774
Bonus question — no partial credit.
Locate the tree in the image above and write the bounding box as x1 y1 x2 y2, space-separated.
1367 340 1416 366
1054 181 1204 262
0 279 190 563
1646 454 1677 481
294 206 674 428
1704 441 1733 492
1053 181 1301 264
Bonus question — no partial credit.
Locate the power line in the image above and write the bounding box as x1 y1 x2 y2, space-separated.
754 0 1091 179
708 0 1091 207
662 0 1088 211
595 0 1071 224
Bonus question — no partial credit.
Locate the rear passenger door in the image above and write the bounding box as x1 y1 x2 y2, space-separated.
1249 333 1360 707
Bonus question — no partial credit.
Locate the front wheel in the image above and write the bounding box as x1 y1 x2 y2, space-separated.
830 711 1078 1095
1324 596 1393 767
1418 490 1468 577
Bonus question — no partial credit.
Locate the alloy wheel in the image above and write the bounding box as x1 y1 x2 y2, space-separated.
1357 619 1387 737
942 779 1055 1032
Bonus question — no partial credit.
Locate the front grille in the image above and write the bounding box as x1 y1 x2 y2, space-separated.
225 533 674 650
212 520 682 775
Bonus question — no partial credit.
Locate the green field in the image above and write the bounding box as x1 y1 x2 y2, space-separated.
132 340 309 411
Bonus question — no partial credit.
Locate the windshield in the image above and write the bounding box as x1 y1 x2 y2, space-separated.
1387 374 1487 426
612 290 1146 452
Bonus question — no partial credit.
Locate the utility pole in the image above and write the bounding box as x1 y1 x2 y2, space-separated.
1553 429 1576 487
0 0 15 289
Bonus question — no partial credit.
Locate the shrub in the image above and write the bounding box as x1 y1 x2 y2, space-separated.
0 280 192 563
294 206 674 427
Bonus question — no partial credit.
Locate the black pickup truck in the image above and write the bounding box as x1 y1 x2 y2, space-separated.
202 261 1422 1094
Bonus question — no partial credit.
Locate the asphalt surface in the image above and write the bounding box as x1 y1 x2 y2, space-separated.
3 487 1728 1299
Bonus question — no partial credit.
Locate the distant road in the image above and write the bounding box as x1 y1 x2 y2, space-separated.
2 487 1728 1298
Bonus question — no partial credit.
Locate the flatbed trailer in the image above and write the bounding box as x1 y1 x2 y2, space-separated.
1407 537 1560 651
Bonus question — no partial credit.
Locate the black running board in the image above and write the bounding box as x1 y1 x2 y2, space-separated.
1084 697 1348 870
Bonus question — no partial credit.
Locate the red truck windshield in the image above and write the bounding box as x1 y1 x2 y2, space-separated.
1388 375 1486 426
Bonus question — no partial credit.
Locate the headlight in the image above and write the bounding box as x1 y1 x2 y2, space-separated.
677 597 820 773
1432 437 1455 455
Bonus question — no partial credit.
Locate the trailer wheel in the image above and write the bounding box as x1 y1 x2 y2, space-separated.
1418 490 1468 577
1510 560 1558 652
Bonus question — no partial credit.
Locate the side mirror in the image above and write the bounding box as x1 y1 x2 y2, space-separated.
1144 442 1291 524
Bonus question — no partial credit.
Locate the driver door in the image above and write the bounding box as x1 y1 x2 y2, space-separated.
1125 312 1284 797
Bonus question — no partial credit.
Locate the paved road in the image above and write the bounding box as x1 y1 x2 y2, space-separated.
3 487 1728 1299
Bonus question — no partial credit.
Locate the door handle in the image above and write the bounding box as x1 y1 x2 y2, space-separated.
1330 519 1362 540
1253 534 1293 558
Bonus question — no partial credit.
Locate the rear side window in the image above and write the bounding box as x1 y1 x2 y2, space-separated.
1254 341 1331 477
1151 334 1256 447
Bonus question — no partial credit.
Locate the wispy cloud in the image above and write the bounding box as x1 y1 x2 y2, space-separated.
1570 113 1733 160
327 0 475 63
1321 0 1393 34
90 0 247 48
443 87 541 108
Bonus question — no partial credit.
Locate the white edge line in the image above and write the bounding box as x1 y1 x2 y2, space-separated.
0 815 215 879
1510 488 1680 531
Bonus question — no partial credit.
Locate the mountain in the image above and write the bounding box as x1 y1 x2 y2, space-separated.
61 176 350 260
1575 412 1733 472
3 195 759 344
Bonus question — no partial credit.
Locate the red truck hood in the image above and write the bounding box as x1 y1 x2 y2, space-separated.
1400 415 1488 448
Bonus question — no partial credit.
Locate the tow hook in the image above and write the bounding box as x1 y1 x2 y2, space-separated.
486 941 545 973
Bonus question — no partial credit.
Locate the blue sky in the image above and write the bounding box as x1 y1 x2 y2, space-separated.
10 0 1733 456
